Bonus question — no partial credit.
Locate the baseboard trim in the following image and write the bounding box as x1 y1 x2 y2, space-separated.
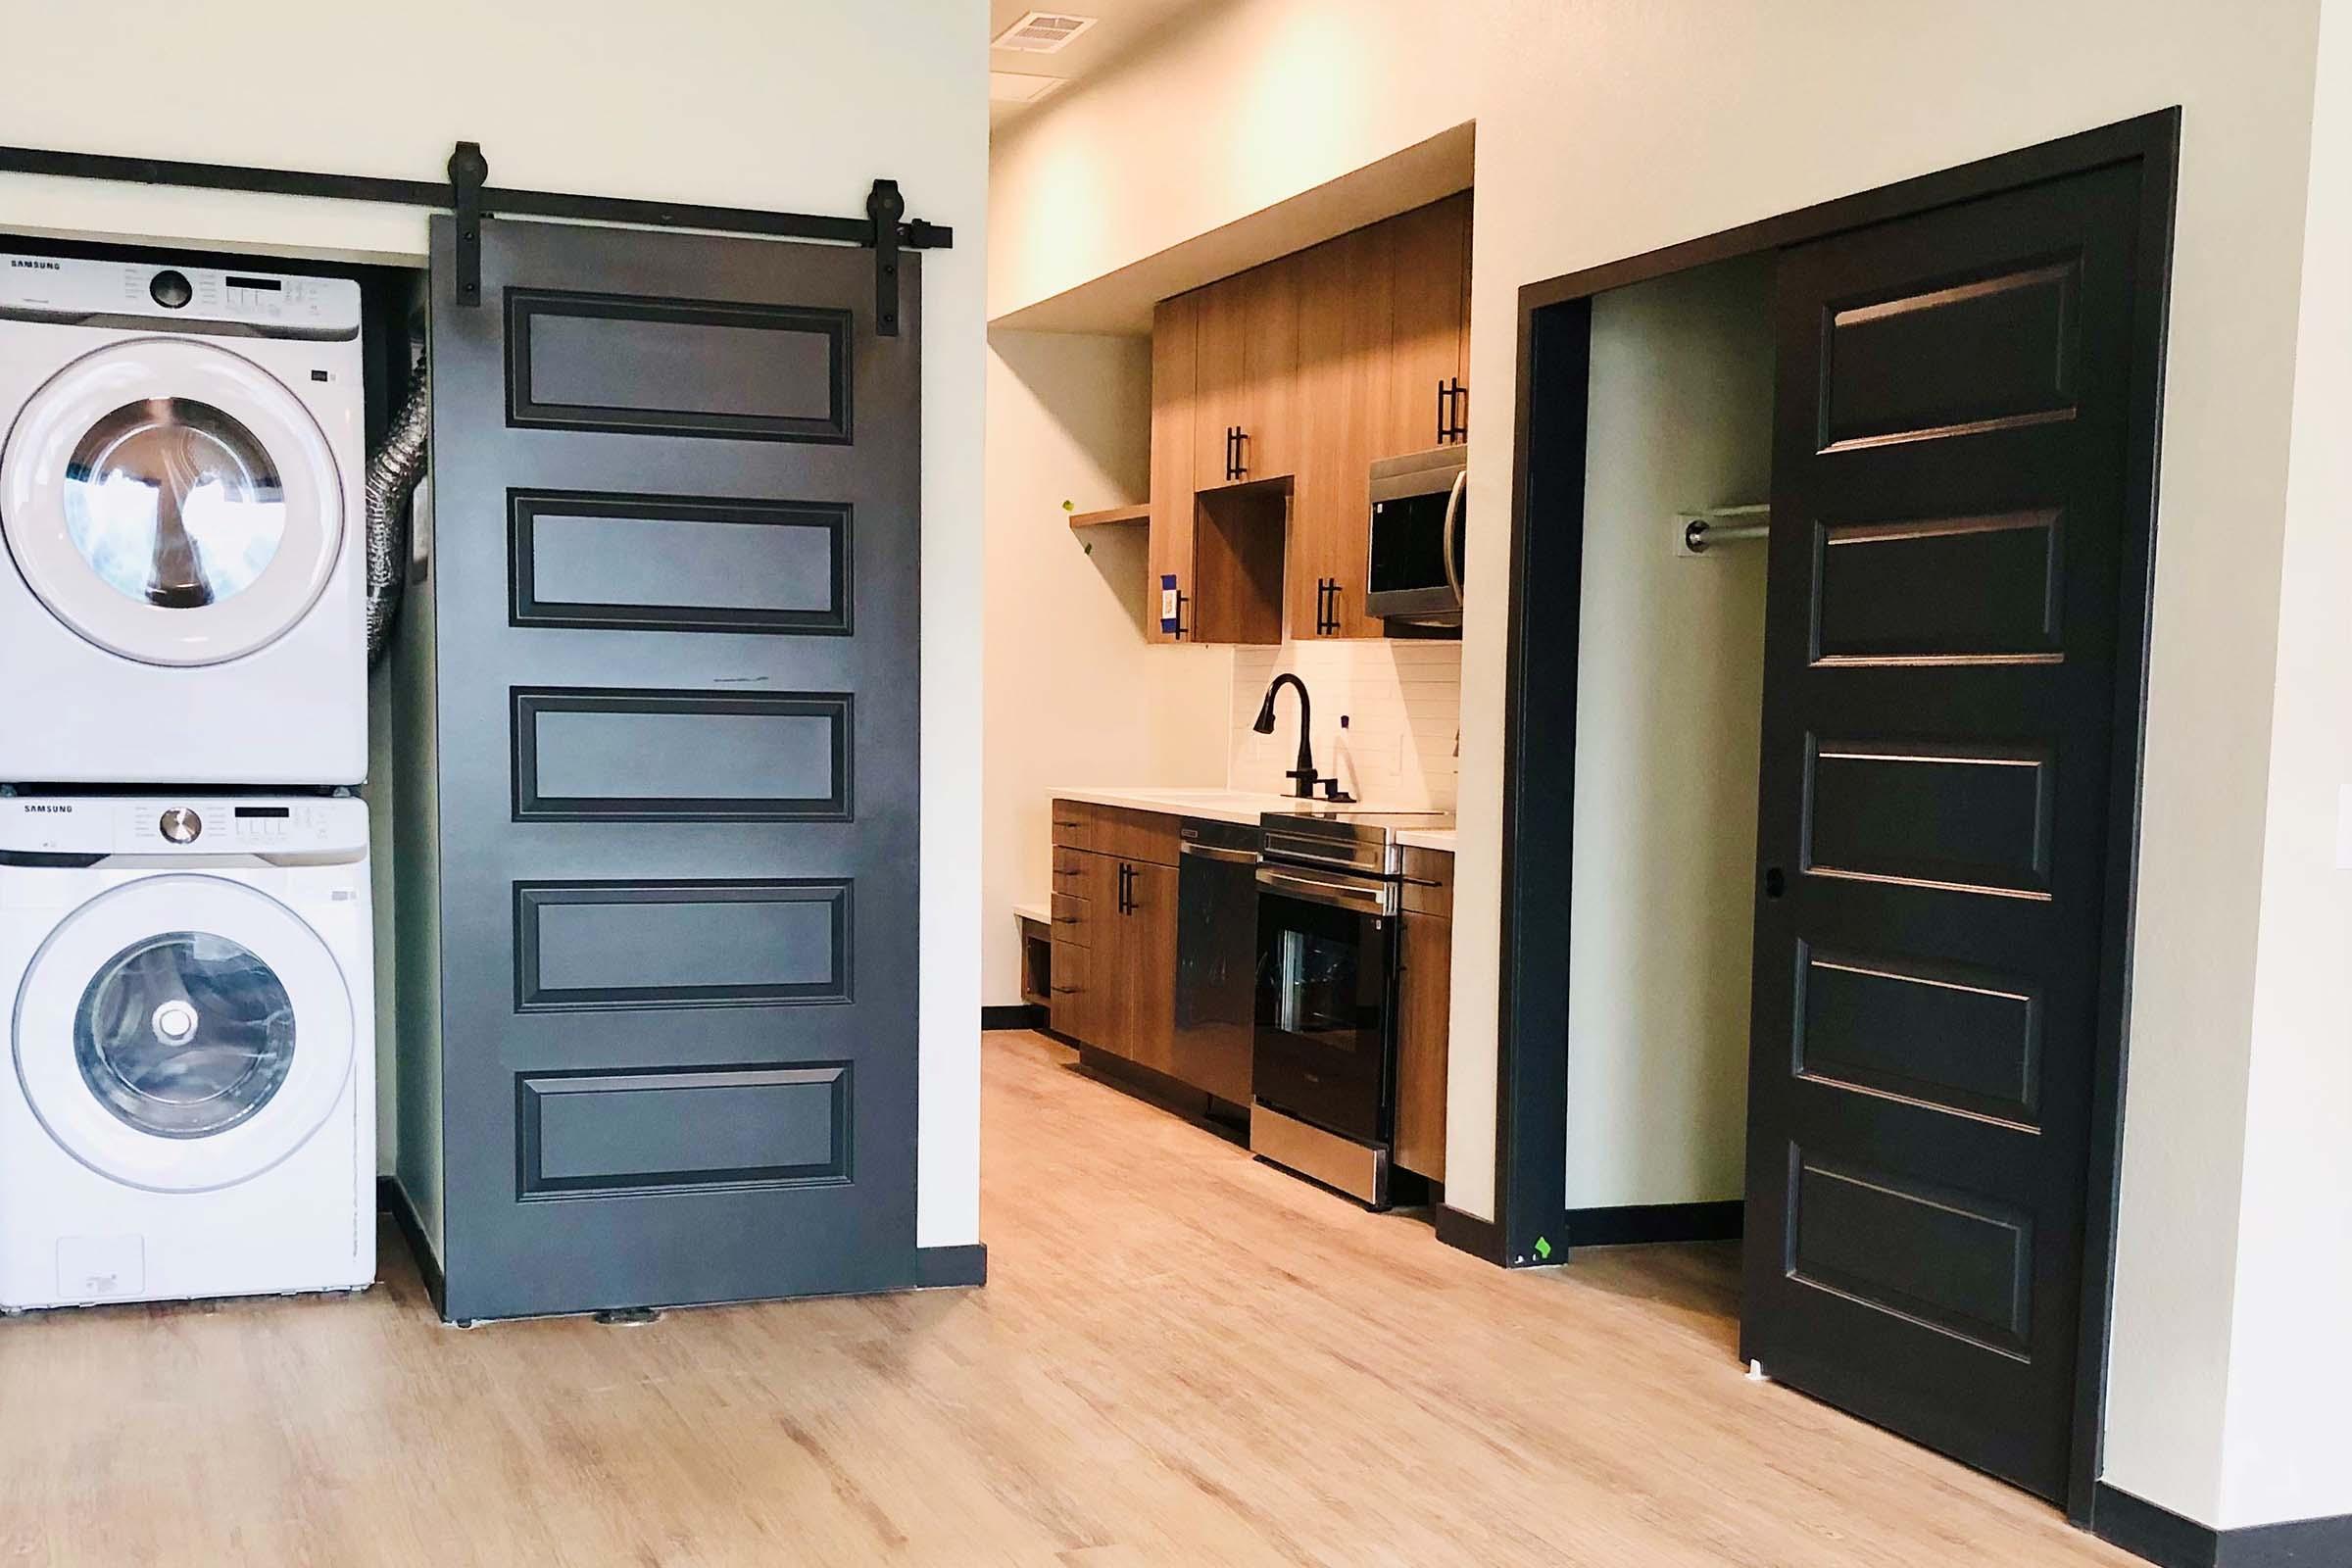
1567 1200 1744 1247
914 1244 988 1289
982 1004 1047 1031
376 1174 447 1316
2093 1483 2352 1568
1434 1202 1508 1265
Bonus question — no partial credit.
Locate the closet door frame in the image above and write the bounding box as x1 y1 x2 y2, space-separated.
1479 108 2179 1530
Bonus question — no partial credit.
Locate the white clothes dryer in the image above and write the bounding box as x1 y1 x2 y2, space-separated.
0 255 367 786
0 795 373 1308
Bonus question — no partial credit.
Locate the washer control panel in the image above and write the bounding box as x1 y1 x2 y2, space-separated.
0 796 367 857
0 253 362 338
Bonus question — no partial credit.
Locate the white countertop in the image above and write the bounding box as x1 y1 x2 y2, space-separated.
1048 786 1329 827
1049 786 1455 855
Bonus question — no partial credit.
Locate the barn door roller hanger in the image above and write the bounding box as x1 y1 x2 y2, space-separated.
0 138 952 338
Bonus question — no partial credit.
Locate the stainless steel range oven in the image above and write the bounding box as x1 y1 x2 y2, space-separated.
1250 810 1449 1206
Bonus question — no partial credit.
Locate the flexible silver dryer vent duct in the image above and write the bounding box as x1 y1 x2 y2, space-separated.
364 356 429 664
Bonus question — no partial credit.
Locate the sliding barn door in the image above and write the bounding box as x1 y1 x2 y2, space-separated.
426 216 920 1321
1743 164 2149 1499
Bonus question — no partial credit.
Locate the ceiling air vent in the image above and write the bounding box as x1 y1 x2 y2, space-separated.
992 11 1099 53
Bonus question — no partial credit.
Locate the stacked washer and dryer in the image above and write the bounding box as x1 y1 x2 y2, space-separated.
0 255 375 1308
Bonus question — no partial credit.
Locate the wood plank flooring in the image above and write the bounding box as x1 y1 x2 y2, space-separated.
0 1031 2140 1566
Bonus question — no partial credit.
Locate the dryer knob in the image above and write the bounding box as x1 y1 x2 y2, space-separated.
159 808 202 844
149 270 193 309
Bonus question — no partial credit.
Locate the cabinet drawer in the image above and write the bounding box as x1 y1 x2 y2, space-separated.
1400 847 1453 917
1050 892 1093 946
1049 799 1182 866
1049 941 1092 1041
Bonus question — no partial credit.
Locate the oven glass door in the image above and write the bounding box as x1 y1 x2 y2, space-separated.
1253 888 1393 1143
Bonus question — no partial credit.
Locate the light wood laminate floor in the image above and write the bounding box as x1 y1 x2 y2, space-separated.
0 1030 2138 1566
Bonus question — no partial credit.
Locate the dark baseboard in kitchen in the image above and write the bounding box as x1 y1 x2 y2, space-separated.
1567 1200 1744 1247
913 1244 988 1290
983 1004 1048 1031
2093 1485 2352 1568
1434 1203 1509 1265
1073 1048 1250 1139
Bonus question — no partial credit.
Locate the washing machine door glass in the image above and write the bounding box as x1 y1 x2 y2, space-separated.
0 337 342 667
14 874 353 1193
75 930 297 1139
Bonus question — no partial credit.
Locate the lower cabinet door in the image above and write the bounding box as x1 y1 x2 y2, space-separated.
1118 860 1180 1078
1394 909 1451 1181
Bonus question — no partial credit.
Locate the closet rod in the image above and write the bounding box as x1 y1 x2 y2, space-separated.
1682 507 1770 554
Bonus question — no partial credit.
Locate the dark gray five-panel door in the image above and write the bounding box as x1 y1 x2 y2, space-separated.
424 216 920 1321
1742 164 2146 1500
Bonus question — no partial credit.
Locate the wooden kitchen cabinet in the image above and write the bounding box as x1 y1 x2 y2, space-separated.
1048 802 1181 1079
1149 291 1286 646
1383 192 1472 457
1291 220 1393 640
1145 193 1469 646
1193 257 1299 486
1394 847 1454 1183
1148 294 1200 646
1115 858 1180 1078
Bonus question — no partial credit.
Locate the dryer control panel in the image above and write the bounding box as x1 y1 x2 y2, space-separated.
0 796 367 858
0 254 361 340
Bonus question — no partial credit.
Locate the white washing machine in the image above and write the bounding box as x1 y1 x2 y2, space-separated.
0 255 367 786
0 795 373 1309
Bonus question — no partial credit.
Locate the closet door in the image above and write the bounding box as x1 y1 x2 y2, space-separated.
424 216 924 1321
1742 163 2149 1500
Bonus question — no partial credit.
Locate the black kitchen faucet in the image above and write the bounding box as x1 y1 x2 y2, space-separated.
1252 673 1318 799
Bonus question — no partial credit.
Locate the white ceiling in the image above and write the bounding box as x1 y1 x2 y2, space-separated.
989 0 1212 128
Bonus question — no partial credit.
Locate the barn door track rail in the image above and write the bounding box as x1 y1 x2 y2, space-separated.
0 139 952 336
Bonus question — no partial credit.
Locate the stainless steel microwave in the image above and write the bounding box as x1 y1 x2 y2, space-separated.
1365 445 1466 626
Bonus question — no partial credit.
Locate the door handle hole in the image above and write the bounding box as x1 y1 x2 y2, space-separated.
1763 866 1788 899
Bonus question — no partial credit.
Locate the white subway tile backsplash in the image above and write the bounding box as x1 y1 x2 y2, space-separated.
1228 639 1462 808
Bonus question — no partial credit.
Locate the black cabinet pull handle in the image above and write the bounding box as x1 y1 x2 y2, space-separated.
1233 426 1249 480
1173 588 1189 641
1437 379 1446 446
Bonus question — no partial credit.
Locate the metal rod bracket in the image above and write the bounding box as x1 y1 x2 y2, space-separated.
448 141 488 309
867 178 906 337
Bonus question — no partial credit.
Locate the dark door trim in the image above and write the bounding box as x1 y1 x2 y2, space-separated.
1474 107 2179 1526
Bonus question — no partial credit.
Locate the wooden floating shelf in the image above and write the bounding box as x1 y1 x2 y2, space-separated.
1067 503 1151 529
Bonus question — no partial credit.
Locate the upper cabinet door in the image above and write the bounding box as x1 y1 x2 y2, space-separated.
1191 258 1300 486
1193 274 1250 484
1238 254 1300 481
1148 293 1200 644
1384 192 1472 455
1294 222 1393 638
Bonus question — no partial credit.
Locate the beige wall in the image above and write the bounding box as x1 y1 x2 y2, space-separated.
2215 0 2352 1528
991 0 2329 1527
0 0 991 1249
982 330 1231 1005
1567 257 1772 1210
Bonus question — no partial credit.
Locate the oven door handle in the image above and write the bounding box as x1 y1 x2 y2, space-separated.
1255 864 1394 916
1182 842 1259 866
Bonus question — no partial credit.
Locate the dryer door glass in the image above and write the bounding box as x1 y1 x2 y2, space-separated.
61 400 286 610
0 337 341 668
74 930 296 1139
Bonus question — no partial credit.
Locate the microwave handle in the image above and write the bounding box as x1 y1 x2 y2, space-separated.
1440 466 1467 605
